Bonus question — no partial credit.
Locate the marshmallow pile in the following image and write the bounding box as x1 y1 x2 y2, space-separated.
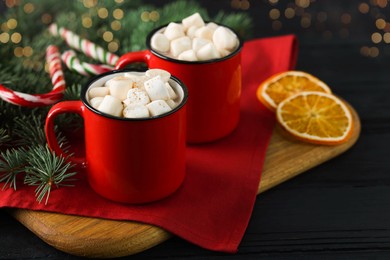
88 69 180 118
150 13 239 61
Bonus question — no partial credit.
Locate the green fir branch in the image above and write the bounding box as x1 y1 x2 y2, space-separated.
13 114 47 146
0 100 37 132
0 147 29 190
0 129 11 147
11 111 69 149
63 83 82 101
24 145 77 204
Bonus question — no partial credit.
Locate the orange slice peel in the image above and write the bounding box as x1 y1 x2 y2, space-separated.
257 71 332 111
276 91 354 145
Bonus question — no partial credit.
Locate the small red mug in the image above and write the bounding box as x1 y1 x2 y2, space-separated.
45 69 188 204
115 23 243 143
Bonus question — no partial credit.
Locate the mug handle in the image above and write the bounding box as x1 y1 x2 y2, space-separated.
45 100 86 166
115 50 151 69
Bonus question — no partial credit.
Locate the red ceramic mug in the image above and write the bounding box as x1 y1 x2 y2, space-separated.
115 23 243 143
45 69 188 204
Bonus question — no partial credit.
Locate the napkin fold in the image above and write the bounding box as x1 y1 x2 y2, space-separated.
0 35 298 253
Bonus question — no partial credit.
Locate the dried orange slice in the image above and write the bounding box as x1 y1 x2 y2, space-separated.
276 91 353 145
257 71 332 111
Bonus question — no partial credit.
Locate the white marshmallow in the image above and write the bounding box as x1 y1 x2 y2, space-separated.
186 26 198 38
123 105 150 118
144 76 170 101
145 69 171 82
89 96 104 109
196 43 220 61
195 26 214 40
106 76 133 101
212 26 238 51
123 73 148 90
206 22 219 32
192 37 211 52
150 33 170 53
165 82 178 99
88 86 109 99
218 48 232 57
123 88 150 107
97 95 123 117
147 100 172 117
182 12 205 30
178 49 198 61
170 36 192 57
164 22 185 41
166 99 178 109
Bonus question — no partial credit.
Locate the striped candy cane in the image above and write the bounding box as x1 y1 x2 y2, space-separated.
0 45 66 107
61 50 113 76
49 23 119 66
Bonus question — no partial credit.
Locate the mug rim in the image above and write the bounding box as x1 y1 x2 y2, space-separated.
146 21 243 65
81 69 189 121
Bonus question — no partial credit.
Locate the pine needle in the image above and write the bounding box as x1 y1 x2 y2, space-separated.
0 129 11 146
24 145 77 205
0 147 29 190
13 114 47 147
63 83 82 101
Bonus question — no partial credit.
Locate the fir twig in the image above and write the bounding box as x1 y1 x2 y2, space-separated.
0 129 11 146
63 83 82 101
11 112 69 150
24 145 77 205
0 147 29 190
13 114 47 147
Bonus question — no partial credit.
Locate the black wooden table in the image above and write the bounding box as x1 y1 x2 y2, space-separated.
2 1 390 259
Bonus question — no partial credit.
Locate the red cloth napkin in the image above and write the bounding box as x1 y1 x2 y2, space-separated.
0 35 297 253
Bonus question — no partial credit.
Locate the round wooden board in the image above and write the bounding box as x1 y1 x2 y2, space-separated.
9 102 361 258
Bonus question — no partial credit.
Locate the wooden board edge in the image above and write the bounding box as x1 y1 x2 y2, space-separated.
9 209 172 257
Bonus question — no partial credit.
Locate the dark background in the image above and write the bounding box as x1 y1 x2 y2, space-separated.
1 0 390 259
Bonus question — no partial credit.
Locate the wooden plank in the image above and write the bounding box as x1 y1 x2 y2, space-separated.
9 103 360 258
